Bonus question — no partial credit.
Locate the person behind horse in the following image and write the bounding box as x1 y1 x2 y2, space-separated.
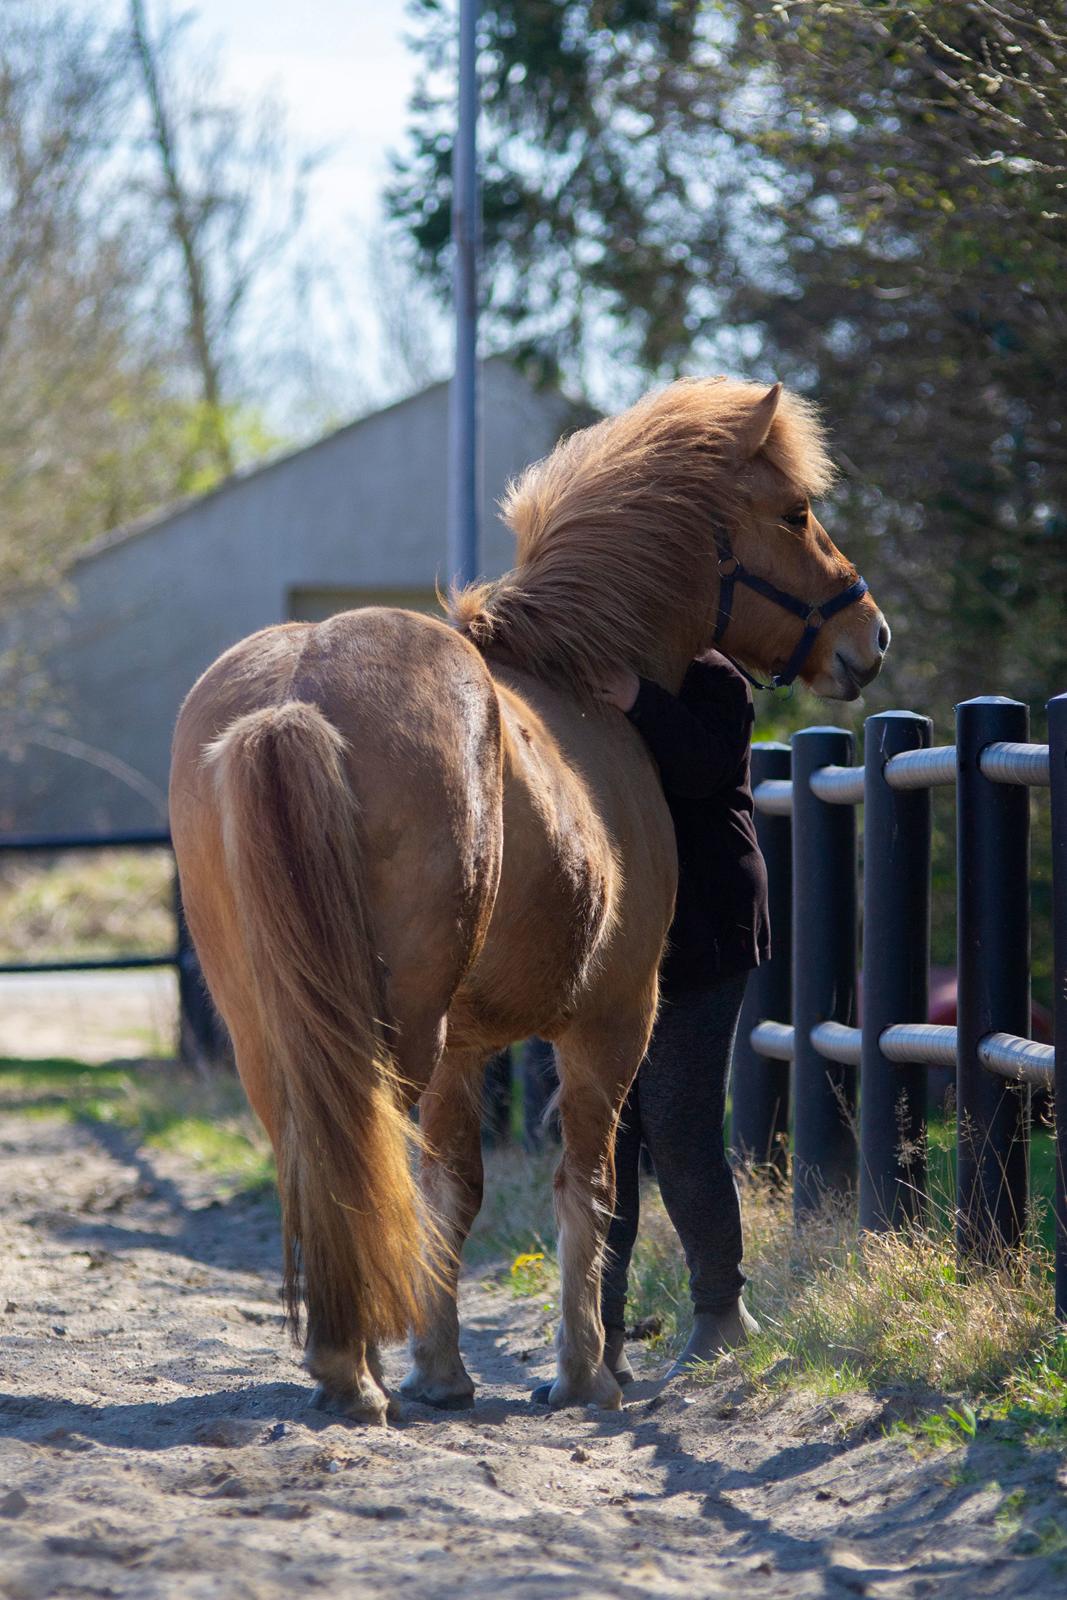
598 648 768 1379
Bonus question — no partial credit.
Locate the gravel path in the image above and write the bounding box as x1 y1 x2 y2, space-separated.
0 1110 1063 1599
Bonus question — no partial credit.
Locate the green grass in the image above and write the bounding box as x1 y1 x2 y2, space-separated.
907 1401 979 1450
0 1055 275 1196
987 1337 1067 1450
0 1056 130 1112
926 1110 1058 1254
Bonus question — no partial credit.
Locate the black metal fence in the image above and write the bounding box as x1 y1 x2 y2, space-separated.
0 828 222 1065
6 694 1065 1317
731 694 1067 1322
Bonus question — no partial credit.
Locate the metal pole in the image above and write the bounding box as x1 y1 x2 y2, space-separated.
956 696 1031 1263
792 726 858 1216
174 873 228 1070
1047 692 1067 1322
860 711 932 1230
731 743 792 1176
447 0 480 587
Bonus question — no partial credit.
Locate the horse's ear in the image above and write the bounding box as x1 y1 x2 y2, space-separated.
734 383 782 461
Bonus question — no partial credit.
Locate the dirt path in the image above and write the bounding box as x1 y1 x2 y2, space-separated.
0 1111 1063 1600
0 973 176 1063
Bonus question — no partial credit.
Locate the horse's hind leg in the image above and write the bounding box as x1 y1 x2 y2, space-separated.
399 1049 486 1408
538 1005 654 1410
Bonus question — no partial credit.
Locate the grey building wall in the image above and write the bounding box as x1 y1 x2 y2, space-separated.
0 360 578 834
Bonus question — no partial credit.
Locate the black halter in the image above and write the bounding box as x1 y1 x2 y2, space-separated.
711 525 869 692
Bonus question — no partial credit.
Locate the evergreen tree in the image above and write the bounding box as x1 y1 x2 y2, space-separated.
391 0 1067 714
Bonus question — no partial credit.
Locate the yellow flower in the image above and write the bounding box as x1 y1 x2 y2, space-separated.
511 1251 545 1275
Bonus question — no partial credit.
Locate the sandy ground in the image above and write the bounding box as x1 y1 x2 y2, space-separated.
2 1112 1066 1597
0 972 177 1063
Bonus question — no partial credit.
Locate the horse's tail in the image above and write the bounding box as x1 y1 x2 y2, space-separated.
205 700 433 1358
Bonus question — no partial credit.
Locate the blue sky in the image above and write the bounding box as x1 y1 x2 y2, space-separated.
77 0 437 417
91 0 419 235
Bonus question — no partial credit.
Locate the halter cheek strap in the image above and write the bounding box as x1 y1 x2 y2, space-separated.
711 525 869 692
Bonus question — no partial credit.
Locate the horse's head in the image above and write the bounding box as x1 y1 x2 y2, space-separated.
453 374 887 706
715 384 889 700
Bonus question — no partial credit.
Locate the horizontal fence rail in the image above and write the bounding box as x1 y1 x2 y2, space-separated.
879 1023 958 1070
733 691 1067 1321
750 1020 796 1062
752 1021 1059 1085
753 743 1052 817
752 777 794 817
0 829 172 854
809 764 864 806
0 952 179 976
981 742 1051 788
0 830 177 978
884 744 957 791
978 1033 1055 1089
810 1021 861 1067
0 828 223 1067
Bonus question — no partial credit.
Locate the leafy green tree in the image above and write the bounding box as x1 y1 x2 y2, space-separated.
0 4 192 594
0 2 306 597
127 0 315 479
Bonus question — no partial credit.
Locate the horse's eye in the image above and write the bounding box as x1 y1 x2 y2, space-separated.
782 504 809 529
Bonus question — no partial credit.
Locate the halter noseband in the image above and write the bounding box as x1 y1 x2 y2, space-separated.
711 525 869 692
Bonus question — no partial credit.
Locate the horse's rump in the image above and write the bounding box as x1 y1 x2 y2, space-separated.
174 608 507 1009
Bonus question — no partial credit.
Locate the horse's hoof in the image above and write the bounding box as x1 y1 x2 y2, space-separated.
400 1387 475 1411
531 1364 624 1411
397 1371 475 1410
309 1381 388 1427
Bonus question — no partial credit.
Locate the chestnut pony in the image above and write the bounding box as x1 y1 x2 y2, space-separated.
170 379 888 1424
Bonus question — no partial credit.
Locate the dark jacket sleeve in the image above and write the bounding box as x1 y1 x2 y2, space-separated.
625 661 753 800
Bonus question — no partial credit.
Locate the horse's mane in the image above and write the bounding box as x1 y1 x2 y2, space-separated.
448 376 835 701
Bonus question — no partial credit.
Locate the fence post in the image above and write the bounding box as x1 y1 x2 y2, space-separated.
174 874 229 1069
1047 692 1067 1322
481 1048 513 1147
956 696 1031 1262
860 710 932 1230
731 742 792 1175
792 726 858 1216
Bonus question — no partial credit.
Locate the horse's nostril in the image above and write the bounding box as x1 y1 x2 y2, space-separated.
877 621 891 653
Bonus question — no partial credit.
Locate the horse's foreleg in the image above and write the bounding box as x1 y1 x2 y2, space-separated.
540 1010 652 1410
399 1051 486 1409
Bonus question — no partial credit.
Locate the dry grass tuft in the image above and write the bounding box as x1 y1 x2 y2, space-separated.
0 848 173 961
481 1146 1057 1409
625 1167 1057 1404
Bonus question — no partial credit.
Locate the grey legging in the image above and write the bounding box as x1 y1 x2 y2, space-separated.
601 973 749 1331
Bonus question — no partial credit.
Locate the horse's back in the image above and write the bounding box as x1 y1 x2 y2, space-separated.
174 606 495 755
